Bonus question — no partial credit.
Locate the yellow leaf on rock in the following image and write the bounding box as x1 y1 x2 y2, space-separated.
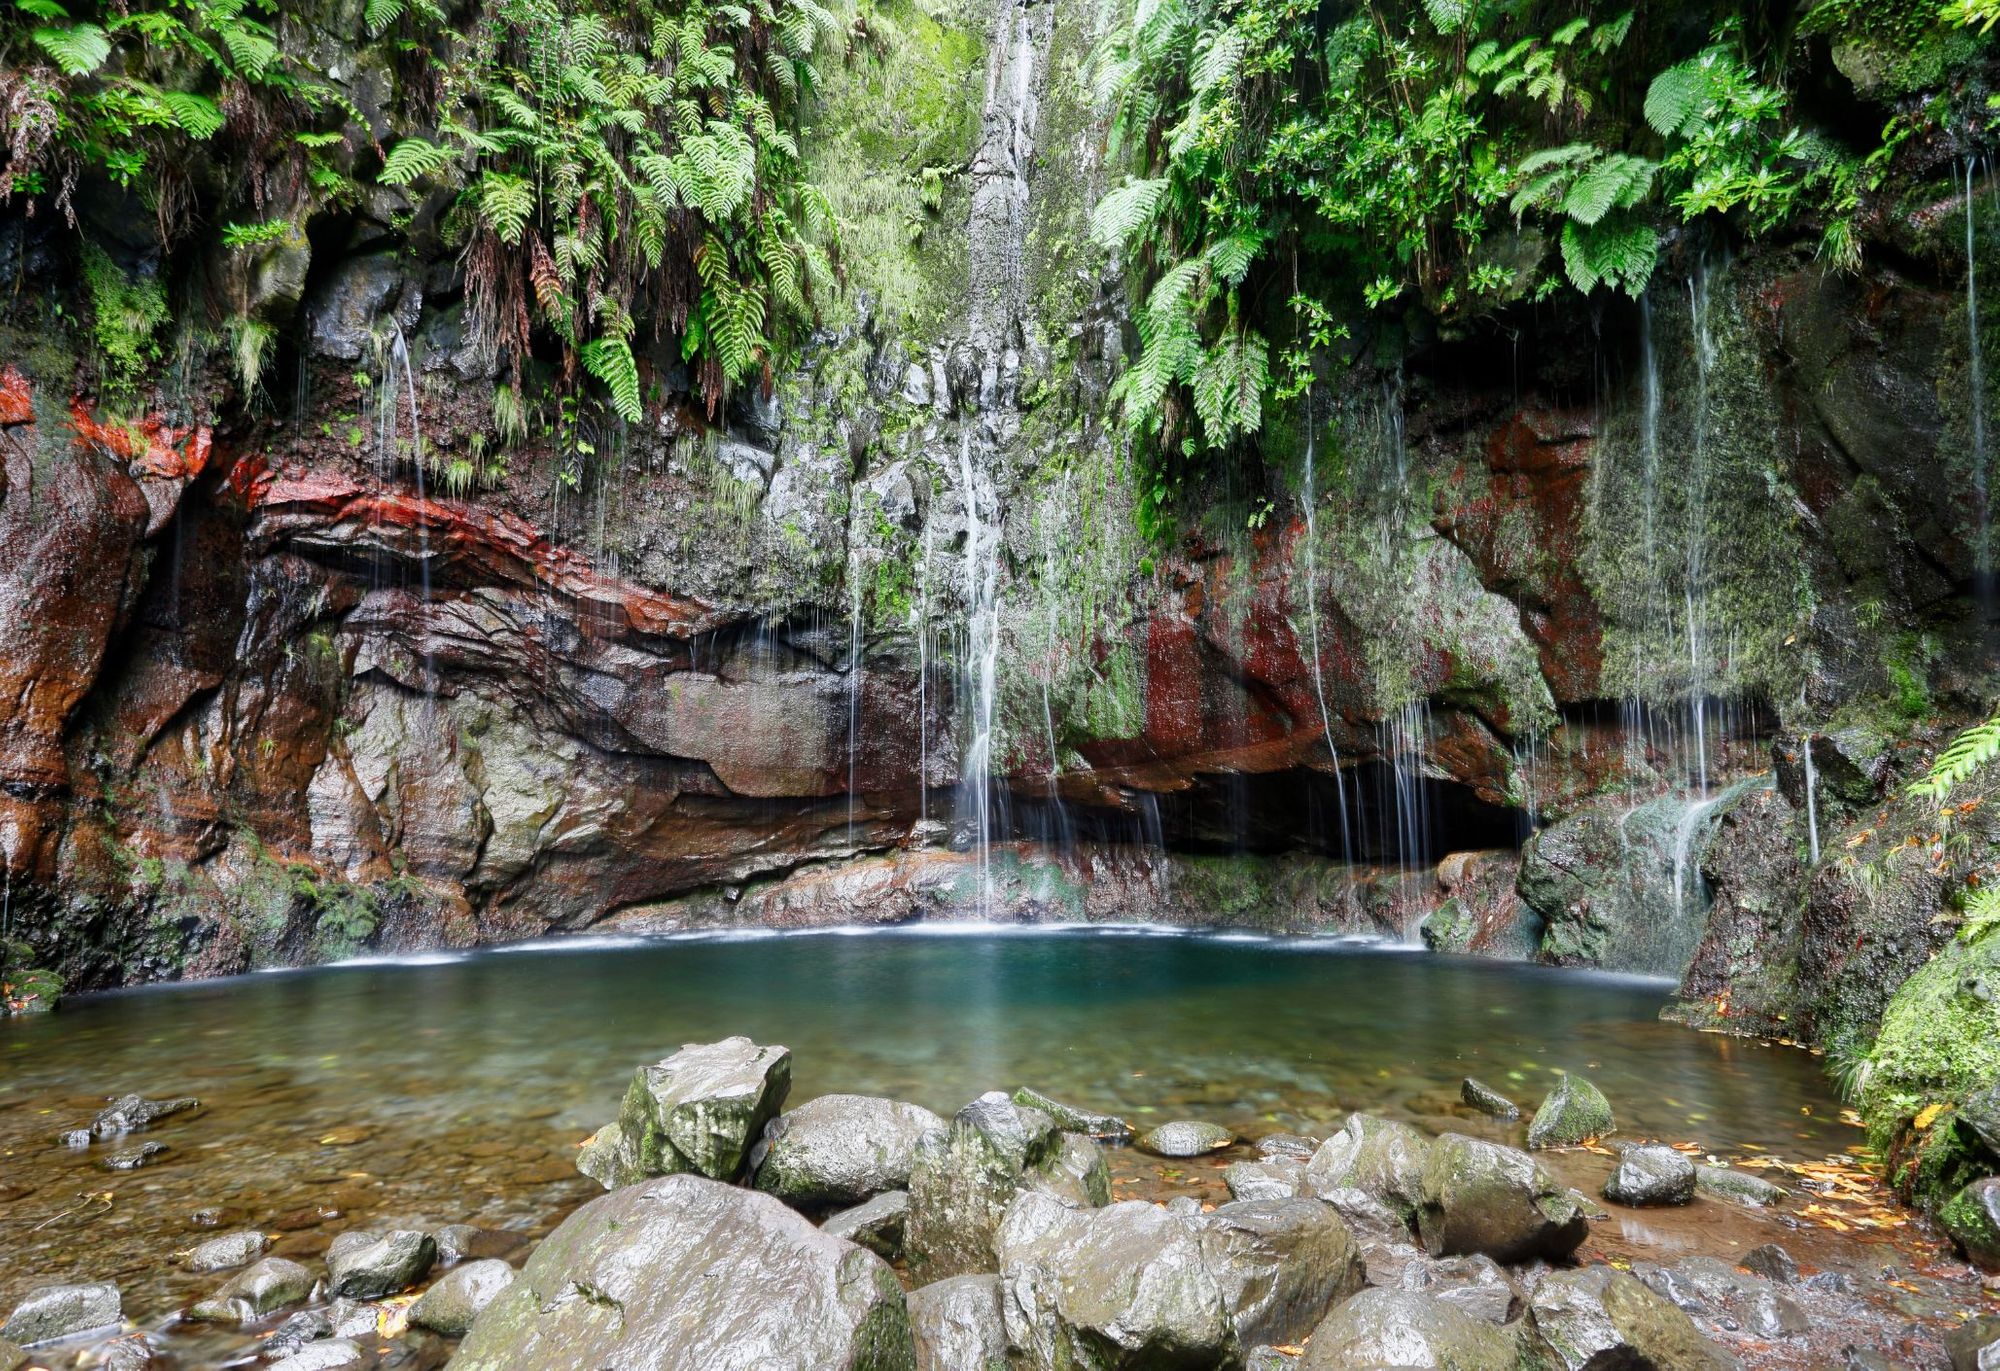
1914 1102 1945 1131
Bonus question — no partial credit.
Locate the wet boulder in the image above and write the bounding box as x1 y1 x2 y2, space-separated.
1224 1159 1304 1202
1 1282 121 1345
409 1259 516 1336
996 1191 1361 1370
1530 1266 1740 1370
186 1258 314 1323
91 1094 200 1138
753 1094 946 1208
1135 1120 1234 1157
100 1141 168 1170
1949 1314 2000 1371
1298 1288 1520 1371
1461 1078 1521 1120
1043 1132 1112 1209
1694 1164 1789 1207
325 1229 436 1299
908 1274 1008 1371
583 1037 792 1188
1415 1133 1590 1262
179 1230 269 1273
1604 1145 1697 1206
824 1191 910 1260
1396 1252 1520 1325
1527 1073 1614 1148
1257 1133 1320 1162
451 1174 912 1371
269 1338 365 1370
905 1092 1097 1281
1943 1176 2000 1270
1011 1087 1131 1141
1634 1256 1808 1340
1303 1113 1432 1220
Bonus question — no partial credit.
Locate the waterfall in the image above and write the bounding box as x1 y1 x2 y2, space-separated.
917 518 933 827
1684 263 1717 795
1299 409 1353 858
846 545 865 842
954 428 1002 913
1381 699 1433 866
1802 735 1821 864
1970 157 1991 580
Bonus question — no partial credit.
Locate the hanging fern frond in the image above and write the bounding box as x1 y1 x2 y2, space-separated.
580 336 643 423
1911 713 2000 803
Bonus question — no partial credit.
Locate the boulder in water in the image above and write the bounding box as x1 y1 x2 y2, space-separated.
1 1282 121 1345
1529 1266 1740 1370
1298 1288 1520 1371
823 1190 910 1259
1741 1243 1798 1285
181 1230 269 1273
100 1141 168 1170
91 1094 199 1138
325 1229 436 1299
1135 1119 1234 1157
753 1094 946 1208
995 1191 1360 1369
1527 1073 1614 1148
186 1258 314 1323
1694 1164 1789 1207
1949 1315 2000 1371
451 1174 912 1371
1011 1087 1130 1141
1415 1133 1590 1262
409 1259 516 1336
268 1338 365 1370
1604 1145 1697 1206
1634 1256 1809 1341
592 1037 792 1186
1461 1078 1521 1120
908 1274 1007 1371
1304 1113 1432 1220
1224 1159 1304 1202
906 1092 1101 1281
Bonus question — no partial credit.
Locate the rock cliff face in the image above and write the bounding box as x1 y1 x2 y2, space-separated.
0 0 1994 1017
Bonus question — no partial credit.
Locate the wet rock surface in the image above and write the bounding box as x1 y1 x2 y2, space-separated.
823 1190 911 1259
179 1230 269 1273
1527 1073 1615 1149
587 1036 792 1187
407 1258 515 1336
753 1093 946 1208
324 1229 436 1299
1529 1266 1739 1370
1605 1144 1698 1206
1298 1288 1520 1370
186 1258 314 1323
909 1274 1007 1371
1 1282 121 1346
1135 1119 1235 1157
1416 1133 1590 1262
452 1174 912 1370
905 1093 1076 1281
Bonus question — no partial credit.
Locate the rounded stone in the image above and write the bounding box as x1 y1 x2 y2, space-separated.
1136 1120 1234 1158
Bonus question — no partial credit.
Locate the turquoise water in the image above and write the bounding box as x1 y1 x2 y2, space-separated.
0 929 1845 1335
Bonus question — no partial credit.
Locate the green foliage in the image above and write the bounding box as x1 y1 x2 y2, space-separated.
81 241 167 398
1909 711 2000 803
1942 0 2000 33
422 0 844 428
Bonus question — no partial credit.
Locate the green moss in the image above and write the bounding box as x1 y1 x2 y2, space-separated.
1860 933 2000 1209
81 242 168 402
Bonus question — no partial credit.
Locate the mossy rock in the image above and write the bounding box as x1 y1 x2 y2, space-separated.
1941 1178 2000 1271
1 968 62 1015
1527 1073 1614 1149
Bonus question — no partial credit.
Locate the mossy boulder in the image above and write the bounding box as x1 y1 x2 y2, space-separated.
1527 1073 1614 1149
1942 1177 2000 1271
1859 933 2000 1213
0 967 62 1014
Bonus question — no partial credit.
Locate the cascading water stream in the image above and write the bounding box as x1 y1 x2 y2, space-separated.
954 428 1001 914
1685 264 1717 795
1299 410 1353 859
917 518 933 826
1970 157 1991 583
846 545 865 843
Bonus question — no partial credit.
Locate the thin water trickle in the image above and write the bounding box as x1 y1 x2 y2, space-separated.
1685 263 1718 795
1298 406 1353 859
1802 733 1822 865
917 518 933 828
846 543 865 843
1969 157 1991 581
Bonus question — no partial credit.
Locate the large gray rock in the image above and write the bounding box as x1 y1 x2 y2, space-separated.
1633 1256 1808 1340
1461 1078 1521 1120
1530 1267 1740 1370
452 1175 912 1370
583 1037 792 1188
1224 1159 1304 1202
181 1229 269 1272
1397 1252 1520 1325
1604 1145 1697 1206
91 1094 199 1138
1527 1073 1614 1149
1303 1113 1432 1220
1042 1132 1112 1209
1135 1120 1233 1157
325 1228 436 1298
908 1274 1008 1371
1694 1164 1788 1207
825 1191 910 1260
1011 1087 1131 1141
1415 1133 1590 1263
753 1094 946 1208
996 1191 1361 1369
1 1283 121 1345
1298 1288 1520 1370
186 1258 314 1323
269 1339 365 1370
409 1259 516 1336
1950 1314 2000 1371
905 1093 1100 1281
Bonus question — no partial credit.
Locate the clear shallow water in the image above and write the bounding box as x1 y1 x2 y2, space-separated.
0 929 1850 1338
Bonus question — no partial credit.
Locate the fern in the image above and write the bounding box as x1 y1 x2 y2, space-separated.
1090 177 1169 252
1910 713 2000 803
33 21 110 75
379 137 455 185
1644 60 1707 138
1421 0 1469 33
580 336 643 424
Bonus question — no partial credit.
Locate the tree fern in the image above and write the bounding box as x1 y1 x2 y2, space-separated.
580 336 643 424
32 21 110 76
1090 177 1168 252
379 137 455 185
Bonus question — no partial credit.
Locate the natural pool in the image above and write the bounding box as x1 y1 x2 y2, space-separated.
0 928 1963 1366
